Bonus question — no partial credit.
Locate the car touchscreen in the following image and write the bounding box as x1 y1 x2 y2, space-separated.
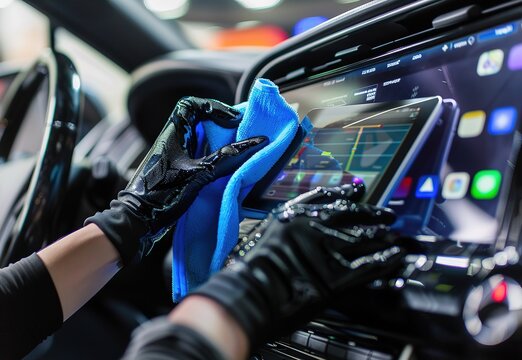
275 19 522 244
246 17 522 244
250 98 442 208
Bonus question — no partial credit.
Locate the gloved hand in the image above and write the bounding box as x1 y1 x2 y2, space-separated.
192 182 408 347
85 97 267 265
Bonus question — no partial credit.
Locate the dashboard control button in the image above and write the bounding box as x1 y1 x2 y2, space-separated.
308 334 327 353
463 275 522 345
346 347 370 360
326 342 347 359
370 350 393 360
290 331 310 347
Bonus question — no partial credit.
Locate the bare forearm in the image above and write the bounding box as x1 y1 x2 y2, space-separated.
38 223 121 320
167 296 250 360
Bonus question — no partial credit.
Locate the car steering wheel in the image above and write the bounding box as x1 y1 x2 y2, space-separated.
0 49 81 267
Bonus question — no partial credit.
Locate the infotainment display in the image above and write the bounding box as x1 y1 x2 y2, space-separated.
245 19 522 244
248 98 442 208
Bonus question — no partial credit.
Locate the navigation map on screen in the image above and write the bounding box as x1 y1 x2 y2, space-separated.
260 101 432 202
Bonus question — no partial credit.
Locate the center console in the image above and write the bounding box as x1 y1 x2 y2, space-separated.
237 1 522 358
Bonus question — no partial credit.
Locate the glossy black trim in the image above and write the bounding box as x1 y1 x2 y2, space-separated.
0 50 81 266
236 0 436 102
237 0 522 101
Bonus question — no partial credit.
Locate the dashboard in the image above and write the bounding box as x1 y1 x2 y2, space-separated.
234 1 522 359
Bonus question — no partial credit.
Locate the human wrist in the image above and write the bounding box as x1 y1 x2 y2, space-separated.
38 224 122 320
168 295 249 360
84 199 149 265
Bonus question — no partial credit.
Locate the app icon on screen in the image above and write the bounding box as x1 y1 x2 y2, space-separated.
415 175 439 199
508 43 522 71
442 172 470 199
328 173 343 186
477 49 504 76
471 170 502 200
294 171 306 184
310 173 324 187
488 107 517 135
458 110 486 138
393 177 413 199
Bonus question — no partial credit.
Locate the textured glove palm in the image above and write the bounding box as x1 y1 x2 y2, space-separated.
85 97 267 265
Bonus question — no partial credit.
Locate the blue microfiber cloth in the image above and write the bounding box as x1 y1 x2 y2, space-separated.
172 78 300 302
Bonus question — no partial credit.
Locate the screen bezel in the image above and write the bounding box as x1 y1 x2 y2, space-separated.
243 96 442 213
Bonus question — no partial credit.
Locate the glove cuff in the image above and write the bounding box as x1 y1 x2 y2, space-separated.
84 199 149 265
190 267 274 348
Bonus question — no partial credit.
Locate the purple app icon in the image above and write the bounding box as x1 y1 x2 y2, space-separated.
508 44 522 71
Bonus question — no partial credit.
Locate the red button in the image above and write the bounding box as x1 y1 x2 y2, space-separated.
492 280 507 303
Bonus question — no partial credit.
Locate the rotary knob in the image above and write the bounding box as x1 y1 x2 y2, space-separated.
463 275 522 346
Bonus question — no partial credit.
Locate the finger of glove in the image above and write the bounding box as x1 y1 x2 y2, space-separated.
169 98 205 157
303 220 406 288
203 136 268 179
308 221 403 266
320 203 396 227
172 97 242 157
204 99 242 129
331 244 406 291
383 233 423 253
282 182 366 209
176 97 241 128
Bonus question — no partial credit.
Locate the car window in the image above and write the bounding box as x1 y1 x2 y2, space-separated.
0 0 48 64
0 0 130 123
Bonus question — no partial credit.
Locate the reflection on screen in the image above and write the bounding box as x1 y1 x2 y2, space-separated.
261 104 420 201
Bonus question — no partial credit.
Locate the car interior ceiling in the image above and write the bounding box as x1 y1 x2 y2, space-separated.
1 0 522 359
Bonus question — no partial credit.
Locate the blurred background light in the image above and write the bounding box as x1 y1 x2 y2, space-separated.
293 16 328 35
143 0 189 19
235 0 282 10
0 0 14 8
212 25 287 48
336 0 360 3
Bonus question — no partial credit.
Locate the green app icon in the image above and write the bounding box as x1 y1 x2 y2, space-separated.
471 170 502 200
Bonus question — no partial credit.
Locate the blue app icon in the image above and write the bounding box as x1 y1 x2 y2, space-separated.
488 107 517 135
310 173 324 186
415 175 439 198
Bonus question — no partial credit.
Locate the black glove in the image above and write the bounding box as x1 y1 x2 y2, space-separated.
85 97 267 265
192 183 407 347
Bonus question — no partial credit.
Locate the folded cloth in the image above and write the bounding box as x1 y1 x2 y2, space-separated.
172 78 299 301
